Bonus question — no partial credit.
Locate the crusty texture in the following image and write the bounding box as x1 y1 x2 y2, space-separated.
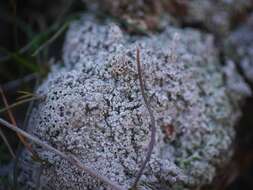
225 13 253 83
18 16 250 190
83 0 253 36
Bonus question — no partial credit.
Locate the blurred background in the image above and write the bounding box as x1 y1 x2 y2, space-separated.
0 0 252 190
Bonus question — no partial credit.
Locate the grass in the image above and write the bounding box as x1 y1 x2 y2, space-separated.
0 1 85 189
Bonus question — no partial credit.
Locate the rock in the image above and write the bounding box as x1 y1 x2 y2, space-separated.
224 13 253 84
83 0 253 36
18 16 250 190
82 0 167 32
164 0 252 36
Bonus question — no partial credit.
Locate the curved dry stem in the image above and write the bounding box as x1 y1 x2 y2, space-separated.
132 48 156 188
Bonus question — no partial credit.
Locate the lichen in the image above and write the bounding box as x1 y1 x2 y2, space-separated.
224 13 253 83
18 16 250 190
83 0 253 36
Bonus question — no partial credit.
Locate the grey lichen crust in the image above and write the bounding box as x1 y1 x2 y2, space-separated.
19 16 250 190
83 0 253 36
171 0 252 36
225 13 253 83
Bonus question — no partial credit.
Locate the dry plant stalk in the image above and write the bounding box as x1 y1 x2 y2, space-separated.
0 118 124 190
0 87 35 156
132 48 156 188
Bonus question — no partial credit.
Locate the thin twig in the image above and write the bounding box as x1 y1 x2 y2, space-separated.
0 118 124 190
132 48 156 188
0 87 35 155
0 128 16 158
0 95 43 114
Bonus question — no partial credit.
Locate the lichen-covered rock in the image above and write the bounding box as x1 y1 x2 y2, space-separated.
224 13 253 83
82 0 166 32
18 16 250 190
83 0 253 36
164 0 252 36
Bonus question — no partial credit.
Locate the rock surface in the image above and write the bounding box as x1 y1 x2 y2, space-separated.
166 0 252 36
225 13 253 84
83 0 253 36
18 16 250 190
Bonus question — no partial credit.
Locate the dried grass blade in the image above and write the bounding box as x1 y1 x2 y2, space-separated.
0 87 35 155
